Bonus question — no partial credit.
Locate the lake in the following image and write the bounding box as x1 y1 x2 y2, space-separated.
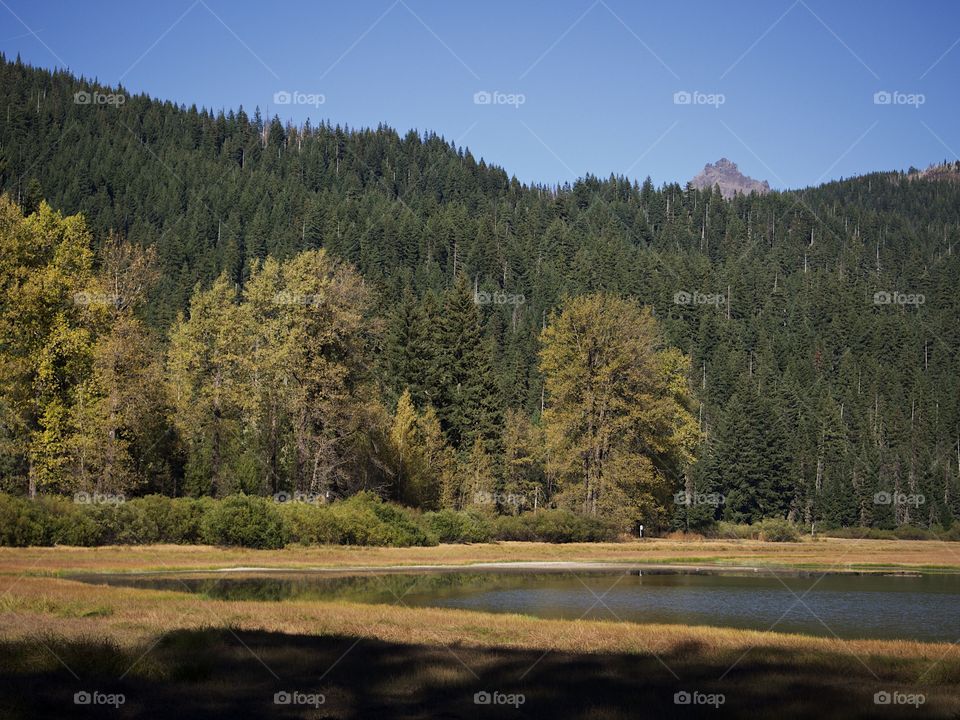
75 567 960 643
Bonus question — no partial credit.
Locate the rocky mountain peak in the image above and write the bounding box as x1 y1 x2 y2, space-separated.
691 158 770 199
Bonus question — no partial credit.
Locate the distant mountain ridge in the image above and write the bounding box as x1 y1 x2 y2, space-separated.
908 161 960 183
690 158 770 199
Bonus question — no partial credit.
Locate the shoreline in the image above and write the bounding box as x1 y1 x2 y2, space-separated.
66 559 936 578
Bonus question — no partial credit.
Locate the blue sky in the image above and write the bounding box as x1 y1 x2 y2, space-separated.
2 0 959 189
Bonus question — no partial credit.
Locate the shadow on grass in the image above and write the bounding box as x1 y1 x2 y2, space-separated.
0 629 952 719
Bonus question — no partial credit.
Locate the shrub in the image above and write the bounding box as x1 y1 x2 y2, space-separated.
757 518 801 542
0 494 49 546
662 530 706 541
822 527 895 540
331 492 435 547
424 509 493 543
278 502 342 545
123 495 207 544
493 509 619 543
711 521 755 539
164 497 211 543
940 524 960 542
201 494 285 548
891 525 936 541
46 498 102 546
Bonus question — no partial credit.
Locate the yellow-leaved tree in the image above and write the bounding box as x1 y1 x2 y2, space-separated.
539 293 699 532
0 197 100 495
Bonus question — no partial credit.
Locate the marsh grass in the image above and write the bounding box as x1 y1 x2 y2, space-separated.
1 543 959 718
3 537 960 576
0 626 957 719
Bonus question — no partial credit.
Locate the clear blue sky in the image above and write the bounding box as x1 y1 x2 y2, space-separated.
3 0 959 189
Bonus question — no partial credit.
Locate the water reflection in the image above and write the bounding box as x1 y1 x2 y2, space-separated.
76 569 960 642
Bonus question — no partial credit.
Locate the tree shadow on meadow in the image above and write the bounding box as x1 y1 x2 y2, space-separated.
0 629 951 719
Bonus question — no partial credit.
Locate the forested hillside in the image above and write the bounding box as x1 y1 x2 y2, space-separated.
2 54 959 532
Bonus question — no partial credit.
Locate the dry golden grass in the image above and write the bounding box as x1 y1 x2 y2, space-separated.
1 543 958 718
1 574 958 677
1 536 959 576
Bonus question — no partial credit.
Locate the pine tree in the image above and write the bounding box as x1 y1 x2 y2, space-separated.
705 381 794 523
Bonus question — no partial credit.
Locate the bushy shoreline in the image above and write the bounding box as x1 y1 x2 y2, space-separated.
0 492 620 548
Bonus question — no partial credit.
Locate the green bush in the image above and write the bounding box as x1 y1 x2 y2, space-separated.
820 526 884 540
330 492 436 547
710 519 800 542
25 492 943 548
123 495 208 544
757 518 801 542
424 509 494 543
940 524 960 542
891 525 936 541
201 494 285 548
278 502 342 544
711 521 755 539
493 509 619 543
0 494 49 546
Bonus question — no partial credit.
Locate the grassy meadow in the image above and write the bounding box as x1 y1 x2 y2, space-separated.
1 538 959 718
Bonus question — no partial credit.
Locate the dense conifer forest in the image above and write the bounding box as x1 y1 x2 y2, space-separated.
2 54 959 533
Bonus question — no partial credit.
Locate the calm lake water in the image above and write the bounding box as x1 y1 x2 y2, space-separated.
77 569 960 642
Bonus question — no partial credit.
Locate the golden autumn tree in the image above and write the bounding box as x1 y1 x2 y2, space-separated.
70 237 169 496
0 197 100 495
539 293 699 531
390 388 453 510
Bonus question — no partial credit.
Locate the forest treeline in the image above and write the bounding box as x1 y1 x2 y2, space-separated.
1 55 959 533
